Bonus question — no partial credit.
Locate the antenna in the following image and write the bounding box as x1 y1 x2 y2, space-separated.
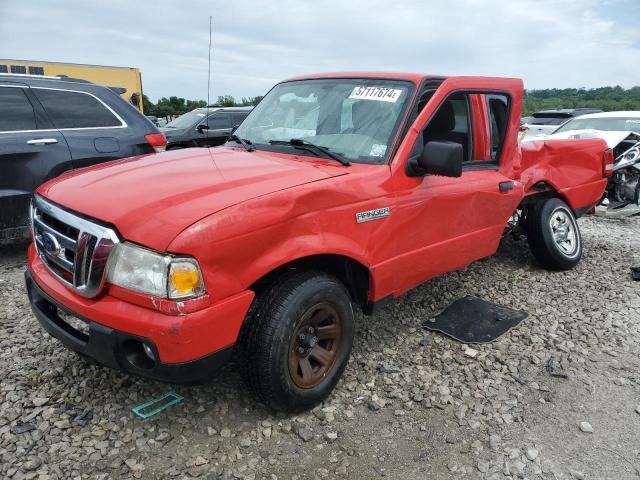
206 15 212 124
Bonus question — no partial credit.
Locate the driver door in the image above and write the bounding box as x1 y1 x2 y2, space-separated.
389 78 524 295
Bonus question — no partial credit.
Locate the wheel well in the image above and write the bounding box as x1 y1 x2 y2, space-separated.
167 144 186 150
518 182 586 225
520 182 563 210
249 254 371 312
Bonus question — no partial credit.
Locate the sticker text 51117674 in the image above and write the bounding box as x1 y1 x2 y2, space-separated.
349 86 403 103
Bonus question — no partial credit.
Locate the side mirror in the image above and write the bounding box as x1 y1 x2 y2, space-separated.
196 124 209 133
407 140 463 177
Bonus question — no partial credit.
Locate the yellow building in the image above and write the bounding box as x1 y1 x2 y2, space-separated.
0 59 145 112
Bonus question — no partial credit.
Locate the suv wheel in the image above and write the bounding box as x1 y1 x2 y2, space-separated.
525 197 582 270
239 270 354 412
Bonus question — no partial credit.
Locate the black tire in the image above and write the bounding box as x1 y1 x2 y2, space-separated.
525 197 582 270
238 270 355 412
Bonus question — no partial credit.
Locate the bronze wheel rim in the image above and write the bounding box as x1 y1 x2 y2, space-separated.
287 302 342 389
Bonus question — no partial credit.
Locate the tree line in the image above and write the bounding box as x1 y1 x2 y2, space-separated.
143 86 640 118
143 94 264 118
523 86 640 115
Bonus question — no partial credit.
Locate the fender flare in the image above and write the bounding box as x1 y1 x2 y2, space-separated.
240 234 376 306
523 180 571 206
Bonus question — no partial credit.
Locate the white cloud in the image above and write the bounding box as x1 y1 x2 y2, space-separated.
0 0 638 101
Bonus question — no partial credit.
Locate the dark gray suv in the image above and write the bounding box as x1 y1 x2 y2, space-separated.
0 73 166 241
160 106 252 149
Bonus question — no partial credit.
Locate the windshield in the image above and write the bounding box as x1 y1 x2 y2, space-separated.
232 79 414 164
554 117 640 133
164 109 207 129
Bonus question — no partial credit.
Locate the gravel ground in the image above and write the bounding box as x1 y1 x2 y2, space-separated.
1 215 639 480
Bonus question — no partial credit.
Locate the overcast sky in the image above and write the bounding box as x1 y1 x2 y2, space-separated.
1 0 639 102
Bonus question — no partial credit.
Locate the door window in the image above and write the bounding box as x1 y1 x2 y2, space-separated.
419 91 511 167
486 94 509 161
421 93 472 162
0 87 37 131
33 88 122 129
206 113 232 130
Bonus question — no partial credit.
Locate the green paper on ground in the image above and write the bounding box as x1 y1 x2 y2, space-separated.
132 392 183 419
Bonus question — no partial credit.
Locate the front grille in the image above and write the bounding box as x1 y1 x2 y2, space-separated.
31 196 120 298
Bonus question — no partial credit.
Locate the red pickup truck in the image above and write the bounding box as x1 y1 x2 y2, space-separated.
26 73 609 412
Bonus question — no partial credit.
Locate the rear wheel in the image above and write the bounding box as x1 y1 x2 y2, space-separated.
525 197 582 270
239 270 354 412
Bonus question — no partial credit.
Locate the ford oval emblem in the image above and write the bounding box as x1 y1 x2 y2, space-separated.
42 232 62 256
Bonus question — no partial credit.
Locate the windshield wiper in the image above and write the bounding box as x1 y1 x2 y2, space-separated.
228 134 254 152
269 138 350 166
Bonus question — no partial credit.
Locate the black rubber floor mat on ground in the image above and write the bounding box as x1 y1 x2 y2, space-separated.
422 295 528 343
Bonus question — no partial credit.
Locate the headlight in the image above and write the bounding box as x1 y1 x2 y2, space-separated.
106 242 204 299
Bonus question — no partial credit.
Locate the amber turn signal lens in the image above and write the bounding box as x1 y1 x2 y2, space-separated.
170 268 199 293
168 261 203 299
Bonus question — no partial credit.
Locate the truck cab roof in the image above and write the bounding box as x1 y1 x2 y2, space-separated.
287 71 443 85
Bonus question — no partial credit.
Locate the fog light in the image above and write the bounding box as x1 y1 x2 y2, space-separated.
143 343 155 360
122 339 156 370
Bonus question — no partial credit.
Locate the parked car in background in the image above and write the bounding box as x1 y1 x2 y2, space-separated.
160 106 252 149
0 73 166 241
525 111 640 217
146 115 159 126
521 108 602 139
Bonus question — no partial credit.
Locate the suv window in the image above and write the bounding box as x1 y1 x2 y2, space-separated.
207 113 231 130
232 112 249 126
33 88 122 129
0 87 37 131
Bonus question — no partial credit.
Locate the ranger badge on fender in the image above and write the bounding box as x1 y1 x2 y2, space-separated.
356 207 390 224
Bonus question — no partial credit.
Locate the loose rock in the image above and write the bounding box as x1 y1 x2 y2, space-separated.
579 422 594 433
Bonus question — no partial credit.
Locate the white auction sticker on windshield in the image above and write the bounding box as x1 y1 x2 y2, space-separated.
349 86 403 103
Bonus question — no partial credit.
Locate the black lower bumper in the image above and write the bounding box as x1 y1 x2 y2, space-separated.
25 270 233 384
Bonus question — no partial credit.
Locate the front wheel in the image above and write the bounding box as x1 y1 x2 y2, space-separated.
239 270 355 412
525 197 582 270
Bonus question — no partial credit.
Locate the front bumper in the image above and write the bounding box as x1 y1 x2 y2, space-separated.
26 270 233 383
26 244 255 383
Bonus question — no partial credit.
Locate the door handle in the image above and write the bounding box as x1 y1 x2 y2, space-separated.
27 138 58 145
499 181 514 192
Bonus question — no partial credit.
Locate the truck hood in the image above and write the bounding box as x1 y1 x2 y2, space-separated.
534 129 637 148
38 147 348 251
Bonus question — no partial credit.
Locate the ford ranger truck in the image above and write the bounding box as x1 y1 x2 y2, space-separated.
25 74 610 412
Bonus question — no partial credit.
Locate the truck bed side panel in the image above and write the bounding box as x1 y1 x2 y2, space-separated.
520 138 608 210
